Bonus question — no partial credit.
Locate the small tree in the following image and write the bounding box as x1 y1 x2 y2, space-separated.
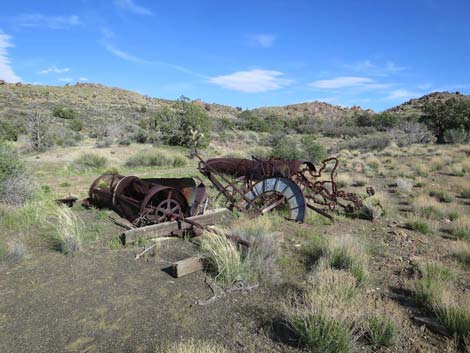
27 111 52 151
421 98 470 143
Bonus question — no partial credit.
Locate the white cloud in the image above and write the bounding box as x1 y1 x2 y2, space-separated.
58 77 73 83
0 32 21 83
78 77 88 81
209 69 291 93
247 34 276 48
309 76 389 89
345 60 406 76
39 66 70 74
114 0 153 15
13 14 80 29
103 42 151 64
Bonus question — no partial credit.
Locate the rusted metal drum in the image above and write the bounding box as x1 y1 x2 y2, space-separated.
85 173 206 227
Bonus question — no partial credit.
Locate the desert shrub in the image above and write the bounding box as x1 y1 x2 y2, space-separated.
365 314 397 347
52 106 77 120
156 339 228 353
301 135 327 162
405 217 430 234
0 143 34 206
131 128 148 143
444 128 469 144
412 194 443 220
302 233 329 266
352 175 368 187
49 206 83 254
396 177 413 193
388 122 436 146
118 138 131 146
125 150 187 168
336 135 391 152
72 153 107 172
95 137 113 148
68 118 83 132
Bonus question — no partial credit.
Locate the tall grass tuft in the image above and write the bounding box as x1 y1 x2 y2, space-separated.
50 206 84 254
284 268 360 353
326 235 369 285
201 232 243 286
450 216 470 241
413 262 455 307
365 314 398 347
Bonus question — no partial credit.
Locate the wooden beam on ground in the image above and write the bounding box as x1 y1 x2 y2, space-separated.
170 256 206 278
121 208 232 244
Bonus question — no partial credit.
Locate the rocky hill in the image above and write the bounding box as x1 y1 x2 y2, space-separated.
386 91 470 118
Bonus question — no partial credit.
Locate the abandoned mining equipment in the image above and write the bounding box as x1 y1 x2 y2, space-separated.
196 154 374 223
82 173 207 227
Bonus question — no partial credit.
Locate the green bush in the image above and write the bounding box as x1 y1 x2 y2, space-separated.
145 97 211 148
405 218 430 234
0 121 22 141
0 143 24 183
52 106 78 120
302 135 327 162
69 118 83 132
270 135 303 160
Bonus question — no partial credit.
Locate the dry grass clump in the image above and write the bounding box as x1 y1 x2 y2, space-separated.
413 262 455 307
360 192 393 221
352 175 368 187
450 216 470 241
201 219 281 286
125 149 187 168
453 241 470 268
156 339 228 353
49 205 84 254
457 181 470 198
405 215 431 234
284 268 361 353
414 162 430 177
364 312 398 347
436 297 470 341
429 189 454 203
327 236 369 285
72 153 107 172
365 156 381 171
0 241 26 264
411 194 443 220
335 173 352 188
429 156 452 171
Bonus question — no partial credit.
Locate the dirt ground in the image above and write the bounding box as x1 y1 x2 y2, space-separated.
1 143 469 353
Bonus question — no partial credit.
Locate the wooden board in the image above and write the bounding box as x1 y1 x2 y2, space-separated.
170 256 206 278
121 208 232 244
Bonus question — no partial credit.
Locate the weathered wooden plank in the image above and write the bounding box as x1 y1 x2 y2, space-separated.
170 256 206 278
121 208 232 244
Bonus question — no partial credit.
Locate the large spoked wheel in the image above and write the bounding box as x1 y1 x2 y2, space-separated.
243 177 306 222
138 188 188 226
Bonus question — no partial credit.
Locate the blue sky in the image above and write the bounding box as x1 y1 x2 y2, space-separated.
1 0 469 111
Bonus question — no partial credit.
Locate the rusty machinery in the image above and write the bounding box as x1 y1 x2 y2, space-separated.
83 174 206 227
83 154 373 227
196 154 374 223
